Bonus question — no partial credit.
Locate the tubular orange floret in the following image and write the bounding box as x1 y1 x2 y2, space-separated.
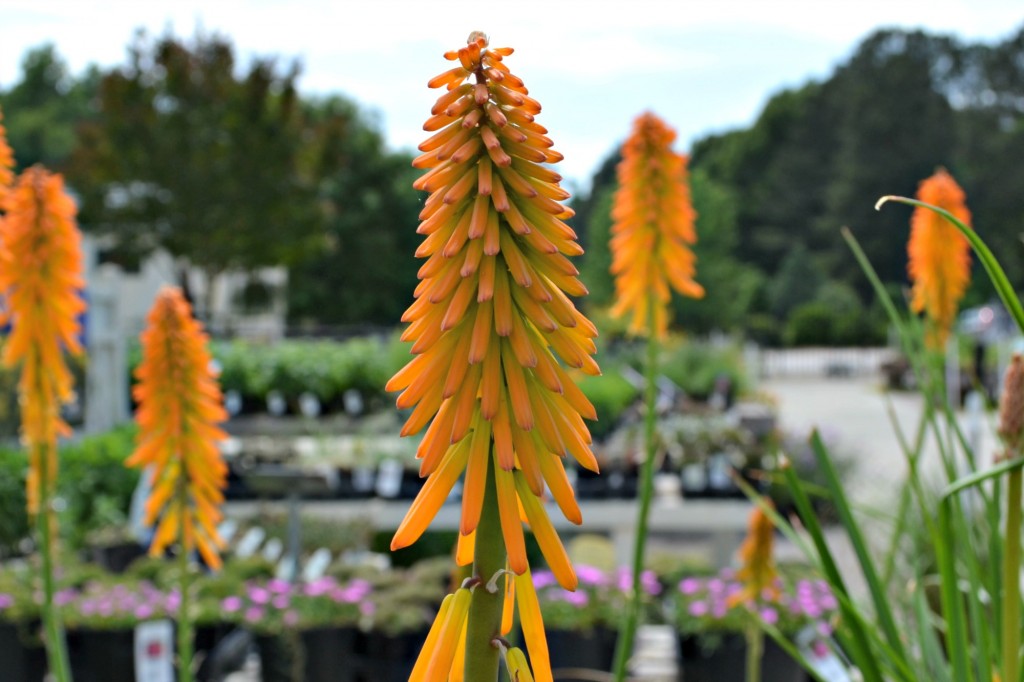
907 168 972 348
609 111 704 338
0 167 86 514
390 32 599 586
413 579 550 682
126 287 228 570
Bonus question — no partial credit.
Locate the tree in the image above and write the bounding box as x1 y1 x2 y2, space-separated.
285 97 423 327
577 187 615 309
69 31 326 319
0 44 98 171
671 170 761 334
819 30 958 291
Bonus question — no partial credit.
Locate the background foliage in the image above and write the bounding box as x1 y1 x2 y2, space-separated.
3 26 1024 341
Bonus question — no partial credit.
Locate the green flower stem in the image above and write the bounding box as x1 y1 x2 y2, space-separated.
177 480 195 682
612 304 661 682
746 621 763 682
464 462 506 681
1003 466 1022 682
37 437 71 682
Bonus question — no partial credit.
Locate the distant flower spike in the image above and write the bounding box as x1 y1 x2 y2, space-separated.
908 168 972 347
127 287 228 569
610 112 703 337
0 168 86 514
999 354 1024 460
731 506 779 606
389 32 599 591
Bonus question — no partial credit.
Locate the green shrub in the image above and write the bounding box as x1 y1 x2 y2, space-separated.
658 342 748 401
783 302 835 346
60 425 141 548
209 335 408 409
744 313 782 348
0 425 140 555
577 372 639 440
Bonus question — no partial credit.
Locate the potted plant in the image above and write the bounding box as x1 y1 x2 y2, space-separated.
62 579 176 682
358 568 444 682
81 525 146 574
221 575 370 682
0 567 45 682
532 565 662 674
672 569 838 682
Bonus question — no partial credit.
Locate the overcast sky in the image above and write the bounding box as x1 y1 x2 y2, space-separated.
3 1 1023 192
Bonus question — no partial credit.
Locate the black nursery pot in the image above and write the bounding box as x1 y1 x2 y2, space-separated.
88 541 147 574
301 626 359 682
574 467 608 499
546 627 618 676
0 621 46 682
358 629 429 682
678 633 804 682
69 628 137 682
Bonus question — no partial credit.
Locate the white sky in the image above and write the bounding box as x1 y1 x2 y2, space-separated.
3 0 1023 192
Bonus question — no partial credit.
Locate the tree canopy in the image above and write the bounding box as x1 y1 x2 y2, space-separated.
68 31 326 294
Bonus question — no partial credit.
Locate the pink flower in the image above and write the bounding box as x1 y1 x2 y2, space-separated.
563 591 589 607
222 596 243 613
268 579 291 594
578 565 608 587
248 586 271 605
678 578 701 595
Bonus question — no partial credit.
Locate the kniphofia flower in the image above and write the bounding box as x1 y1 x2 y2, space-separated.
0 167 86 514
0 107 14 208
387 32 599 592
908 168 972 347
127 287 228 569
609 112 703 337
731 506 779 606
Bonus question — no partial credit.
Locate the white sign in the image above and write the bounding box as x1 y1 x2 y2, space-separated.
796 627 852 682
134 619 174 682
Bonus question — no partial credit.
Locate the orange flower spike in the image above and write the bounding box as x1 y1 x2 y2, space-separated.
0 107 14 209
0 168 86 514
390 32 600 586
126 287 228 570
732 506 779 606
908 168 972 347
609 112 704 338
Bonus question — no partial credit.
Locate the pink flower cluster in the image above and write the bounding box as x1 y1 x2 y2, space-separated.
68 582 177 622
221 576 374 628
676 569 837 635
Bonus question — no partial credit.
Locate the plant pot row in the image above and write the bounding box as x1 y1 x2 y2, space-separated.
0 621 809 681
255 627 425 682
0 621 232 682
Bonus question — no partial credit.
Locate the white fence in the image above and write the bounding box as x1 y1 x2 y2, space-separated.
753 347 896 379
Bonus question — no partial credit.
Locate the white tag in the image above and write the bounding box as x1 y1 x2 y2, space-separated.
134 619 174 682
796 627 851 682
376 460 404 498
